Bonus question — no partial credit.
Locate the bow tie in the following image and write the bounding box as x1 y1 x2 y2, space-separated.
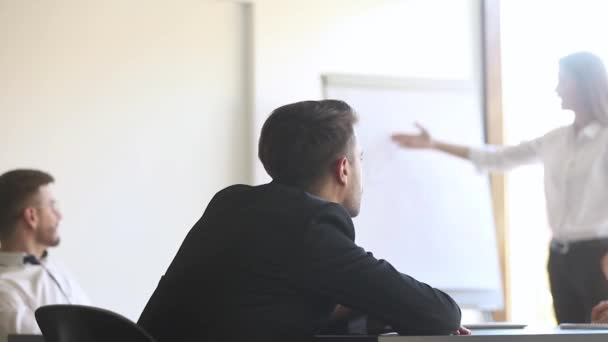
23 255 41 265
22 250 48 265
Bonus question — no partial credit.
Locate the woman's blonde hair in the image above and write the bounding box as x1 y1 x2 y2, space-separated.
559 51 608 125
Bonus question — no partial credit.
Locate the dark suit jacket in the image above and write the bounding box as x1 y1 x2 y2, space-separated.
138 182 461 342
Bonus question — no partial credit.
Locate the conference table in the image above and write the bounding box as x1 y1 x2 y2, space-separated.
10 326 608 342
314 326 608 341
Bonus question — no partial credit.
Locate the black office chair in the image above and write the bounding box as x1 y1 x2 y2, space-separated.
35 304 156 342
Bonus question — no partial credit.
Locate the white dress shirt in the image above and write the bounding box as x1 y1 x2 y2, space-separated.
469 121 608 242
0 252 90 342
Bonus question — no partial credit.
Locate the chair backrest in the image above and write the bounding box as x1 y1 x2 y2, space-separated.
35 304 155 342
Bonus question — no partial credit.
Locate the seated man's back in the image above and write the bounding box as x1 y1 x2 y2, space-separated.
0 169 90 342
138 100 462 342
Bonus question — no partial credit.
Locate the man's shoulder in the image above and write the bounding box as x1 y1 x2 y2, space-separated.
0 266 37 285
0 269 32 308
210 182 331 210
215 183 255 196
208 184 257 205
206 182 352 227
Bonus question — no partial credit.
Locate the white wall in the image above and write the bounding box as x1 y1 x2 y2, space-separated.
0 0 250 319
252 0 482 181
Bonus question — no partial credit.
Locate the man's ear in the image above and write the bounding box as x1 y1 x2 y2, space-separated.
22 207 38 230
333 157 349 186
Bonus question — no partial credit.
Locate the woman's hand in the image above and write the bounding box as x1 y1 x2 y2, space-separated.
391 123 433 149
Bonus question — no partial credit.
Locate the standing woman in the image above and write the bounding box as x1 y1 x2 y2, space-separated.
391 51 608 323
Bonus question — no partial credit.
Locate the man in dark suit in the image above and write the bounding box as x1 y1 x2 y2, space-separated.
138 100 466 342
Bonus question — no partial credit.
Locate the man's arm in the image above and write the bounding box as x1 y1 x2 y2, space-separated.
292 207 461 336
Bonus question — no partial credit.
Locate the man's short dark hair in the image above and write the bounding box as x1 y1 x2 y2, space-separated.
0 169 54 239
258 100 358 188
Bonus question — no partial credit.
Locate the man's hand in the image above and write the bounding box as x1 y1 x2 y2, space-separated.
592 301 608 323
330 304 354 321
453 326 472 335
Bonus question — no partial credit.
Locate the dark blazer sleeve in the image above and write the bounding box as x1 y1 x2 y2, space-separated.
292 203 461 336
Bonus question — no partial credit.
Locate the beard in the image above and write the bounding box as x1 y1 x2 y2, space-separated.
37 224 61 247
343 189 362 218
47 236 61 247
